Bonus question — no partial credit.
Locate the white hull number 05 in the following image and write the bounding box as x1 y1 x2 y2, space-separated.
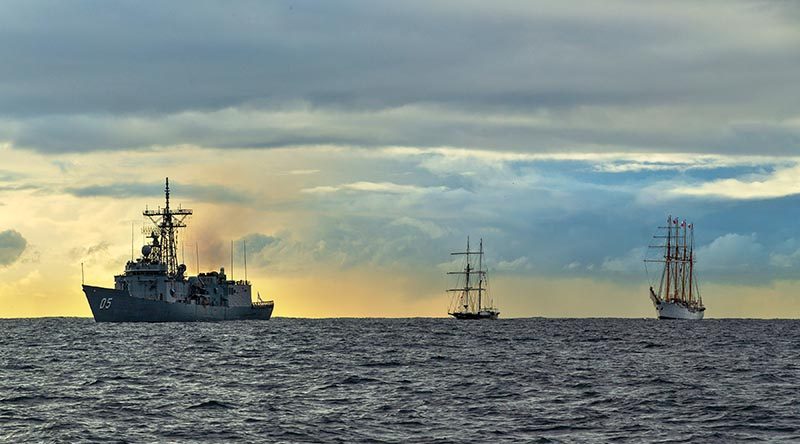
99 298 113 310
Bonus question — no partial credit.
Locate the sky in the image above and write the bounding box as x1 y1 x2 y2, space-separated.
1 0 800 318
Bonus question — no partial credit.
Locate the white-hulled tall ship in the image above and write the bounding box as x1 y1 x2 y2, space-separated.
645 216 705 320
82 178 274 322
447 237 499 320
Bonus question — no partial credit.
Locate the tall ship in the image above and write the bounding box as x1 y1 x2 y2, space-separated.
82 178 274 322
447 237 499 319
645 216 705 320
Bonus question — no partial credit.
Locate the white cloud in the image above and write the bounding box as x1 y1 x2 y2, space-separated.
696 233 766 271
769 250 800 268
671 164 800 200
768 239 800 269
380 146 798 174
301 185 339 194
345 182 439 194
302 181 446 195
390 217 447 239
495 256 532 272
602 247 646 273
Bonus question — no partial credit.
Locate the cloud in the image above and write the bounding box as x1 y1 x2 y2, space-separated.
0 169 26 182
390 217 447 239
766 238 800 269
63 180 253 204
602 247 647 274
238 231 344 274
19 144 799 285
769 249 800 269
303 181 446 195
301 185 340 194
671 163 800 200
495 256 532 272
238 216 487 275
696 233 767 272
0 2 798 155
68 241 110 262
0 229 26 266
7 117 800 298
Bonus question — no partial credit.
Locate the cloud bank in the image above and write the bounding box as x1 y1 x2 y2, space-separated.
0 1 798 155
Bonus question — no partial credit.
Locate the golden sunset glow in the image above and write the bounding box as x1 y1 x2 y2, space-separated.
2 2 800 319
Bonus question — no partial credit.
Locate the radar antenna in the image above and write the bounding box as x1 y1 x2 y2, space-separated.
143 178 193 277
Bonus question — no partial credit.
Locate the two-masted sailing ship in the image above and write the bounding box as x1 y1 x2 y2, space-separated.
447 237 499 319
82 178 274 322
645 216 705 320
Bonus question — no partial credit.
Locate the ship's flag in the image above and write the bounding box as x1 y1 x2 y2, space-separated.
681 220 686 227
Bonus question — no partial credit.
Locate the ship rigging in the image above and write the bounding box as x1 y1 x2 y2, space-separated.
644 216 705 320
447 237 499 320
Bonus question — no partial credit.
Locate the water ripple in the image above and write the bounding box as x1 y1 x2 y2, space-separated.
1 318 799 442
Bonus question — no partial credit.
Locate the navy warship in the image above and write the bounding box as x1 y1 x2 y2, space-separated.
82 178 274 322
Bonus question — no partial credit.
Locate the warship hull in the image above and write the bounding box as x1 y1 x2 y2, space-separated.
83 285 273 323
655 300 704 320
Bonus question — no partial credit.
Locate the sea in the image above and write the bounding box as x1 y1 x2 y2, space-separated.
1 318 798 443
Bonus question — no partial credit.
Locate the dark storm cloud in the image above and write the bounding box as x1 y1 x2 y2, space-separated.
0 1 798 154
64 181 252 204
0 229 27 266
1 1 690 115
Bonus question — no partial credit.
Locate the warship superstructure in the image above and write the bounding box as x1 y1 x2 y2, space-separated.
83 178 274 322
447 237 499 319
645 216 705 320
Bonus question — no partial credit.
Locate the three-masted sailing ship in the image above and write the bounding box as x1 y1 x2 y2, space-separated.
645 216 705 320
447 237 499 319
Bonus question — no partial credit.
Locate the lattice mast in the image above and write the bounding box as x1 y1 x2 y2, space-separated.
143 178 193 277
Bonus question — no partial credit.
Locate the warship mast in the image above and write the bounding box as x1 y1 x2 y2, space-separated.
142 178 193 278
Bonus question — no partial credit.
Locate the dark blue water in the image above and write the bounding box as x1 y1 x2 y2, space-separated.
1 318 798 443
